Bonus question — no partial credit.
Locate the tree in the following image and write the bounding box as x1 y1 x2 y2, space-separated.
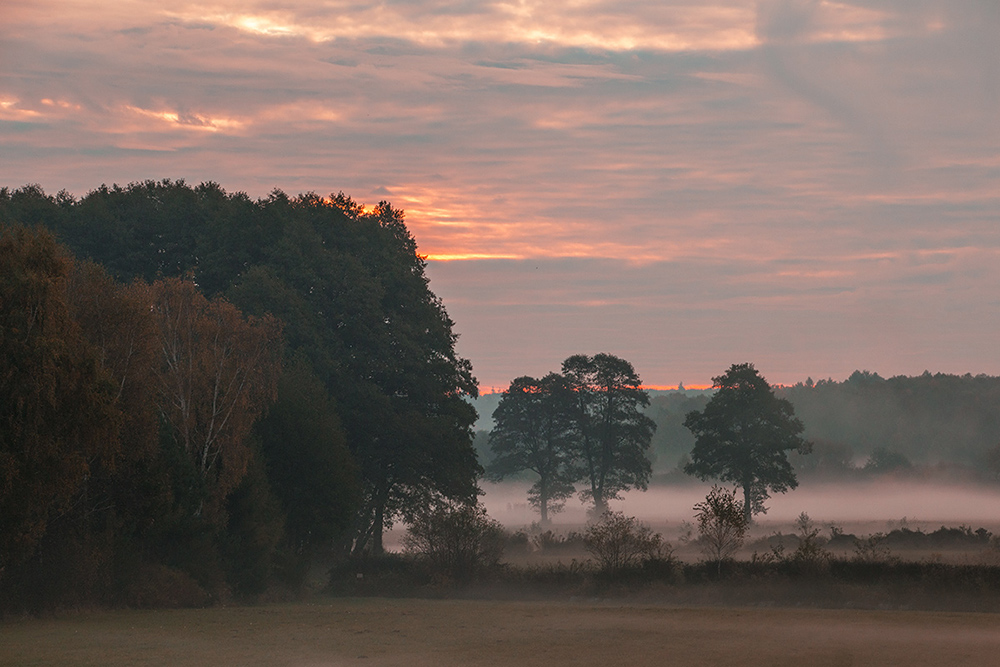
693 485 749 571
0 225 120 573
254 357 360 558
562 354 655 514
487 373 578 524
684 363 810 524
150 277 283 522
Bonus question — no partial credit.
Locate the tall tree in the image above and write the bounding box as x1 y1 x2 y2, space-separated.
562 354 655 514
150 277 283 522
684 363 811 523
0 225 120 573
255 356 360 558
487 373 578 524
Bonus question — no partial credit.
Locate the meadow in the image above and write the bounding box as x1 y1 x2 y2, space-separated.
3 597 1000 667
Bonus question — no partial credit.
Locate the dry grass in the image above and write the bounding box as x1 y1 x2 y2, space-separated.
3 597 1000 666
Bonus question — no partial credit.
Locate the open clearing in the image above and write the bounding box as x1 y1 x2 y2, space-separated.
3 598 1000 666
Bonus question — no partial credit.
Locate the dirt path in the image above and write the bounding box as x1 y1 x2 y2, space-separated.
3 598 999 666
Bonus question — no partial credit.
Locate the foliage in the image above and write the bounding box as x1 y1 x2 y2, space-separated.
783 370 1000 468
853 532 897 564
583 511 665 573
488 374 578 524
863 447 912 474
562 354 656 513
150 277 283 523
402 501 505 582
254 357 359 559
0 225 120 573
685 363 810 523
221 446 286 596
693 486 749 568
644 391 710 472
790 512 830 567
4 181 481 557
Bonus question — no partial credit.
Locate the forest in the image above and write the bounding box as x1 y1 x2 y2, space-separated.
0 181 480 611
5 181 1000 614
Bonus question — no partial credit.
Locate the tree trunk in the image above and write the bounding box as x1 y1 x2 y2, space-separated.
743 483 752 525
371 498 385 555
539 478 549 526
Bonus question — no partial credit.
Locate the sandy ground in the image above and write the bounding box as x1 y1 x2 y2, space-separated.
3 598 1000 667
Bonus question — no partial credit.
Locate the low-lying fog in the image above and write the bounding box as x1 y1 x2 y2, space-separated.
382 480 1000 551
480 480 1000 533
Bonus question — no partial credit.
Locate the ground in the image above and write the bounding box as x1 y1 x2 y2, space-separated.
3 598 1000 666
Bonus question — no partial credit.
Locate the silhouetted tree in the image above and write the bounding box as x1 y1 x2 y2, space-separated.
685 363 810 523
562 354 655 514
488 373 578 524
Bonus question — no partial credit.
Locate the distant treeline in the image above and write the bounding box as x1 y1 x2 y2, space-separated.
0 181 479 611
644 372 1000 478
477 373 1000 480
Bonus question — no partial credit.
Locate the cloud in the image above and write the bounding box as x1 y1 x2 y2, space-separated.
2 0 998 386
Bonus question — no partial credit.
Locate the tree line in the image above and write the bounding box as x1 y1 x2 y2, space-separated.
0 181 480 610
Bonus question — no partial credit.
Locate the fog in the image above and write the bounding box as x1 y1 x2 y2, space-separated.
479 480 1000 533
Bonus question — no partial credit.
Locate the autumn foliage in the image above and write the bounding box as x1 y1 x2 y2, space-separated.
151 277 282 520
0 181 479 610
0 225 282 609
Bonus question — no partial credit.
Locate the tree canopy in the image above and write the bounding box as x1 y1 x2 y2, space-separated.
487 374 578 524
684 363 810 523
563 353 655 514
488 354 655 519
0 180 479 609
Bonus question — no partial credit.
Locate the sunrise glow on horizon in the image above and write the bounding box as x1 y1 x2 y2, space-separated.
3 1 999 390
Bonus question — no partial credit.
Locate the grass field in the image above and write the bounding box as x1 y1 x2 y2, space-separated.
3 597 1000 666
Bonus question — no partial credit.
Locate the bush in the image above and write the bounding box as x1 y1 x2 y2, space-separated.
791 512 830 567
583 511 666 573
531 529 584 552
694 486 749 571
402 501 505 582
853 532 897 564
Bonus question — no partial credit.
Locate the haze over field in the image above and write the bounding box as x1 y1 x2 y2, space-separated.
480 480 1000 530
4 1 999 389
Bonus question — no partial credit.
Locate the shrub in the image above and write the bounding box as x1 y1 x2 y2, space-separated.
402 501 505 582
531 529 584 552
791 512 830 566
854 532 897 564
583 511 665 573
694 486 749 571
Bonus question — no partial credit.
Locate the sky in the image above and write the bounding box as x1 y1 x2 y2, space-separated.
2 1 999 391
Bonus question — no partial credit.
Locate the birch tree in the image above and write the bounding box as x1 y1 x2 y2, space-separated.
150 277 282 520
